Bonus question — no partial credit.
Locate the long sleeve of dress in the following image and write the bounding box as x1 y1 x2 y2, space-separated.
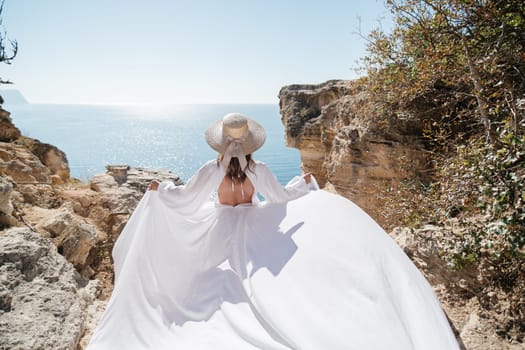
157 159 223 215
252 161 318 203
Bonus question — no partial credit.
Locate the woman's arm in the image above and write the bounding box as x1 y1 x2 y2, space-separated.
149 159 223 215
254 162 318 203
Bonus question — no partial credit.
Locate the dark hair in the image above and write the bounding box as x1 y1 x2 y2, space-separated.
217 154 253 182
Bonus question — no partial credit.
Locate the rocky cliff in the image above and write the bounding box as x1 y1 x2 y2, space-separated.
279 80 432 230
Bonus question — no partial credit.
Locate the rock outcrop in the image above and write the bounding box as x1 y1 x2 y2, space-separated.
24 137 70 183
42 210 99 275
0 227 98 350
0 110 69 185
0 108 21 142
279 80 430 229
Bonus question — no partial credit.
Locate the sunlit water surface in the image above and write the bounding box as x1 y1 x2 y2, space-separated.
6 103 301 184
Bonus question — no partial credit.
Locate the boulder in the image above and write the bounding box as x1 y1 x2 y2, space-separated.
0 176 13 216
0 227 96 350
24 137 70 181
0 176 18 228
0 108 21 142
89 173 119 193
42 210 100 277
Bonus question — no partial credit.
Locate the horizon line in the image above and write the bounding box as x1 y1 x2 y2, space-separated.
3 101 281 107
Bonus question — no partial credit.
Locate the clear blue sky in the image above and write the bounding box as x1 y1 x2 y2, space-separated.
2 0 391 104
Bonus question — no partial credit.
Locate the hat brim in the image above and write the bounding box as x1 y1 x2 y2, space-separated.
205 118 266 155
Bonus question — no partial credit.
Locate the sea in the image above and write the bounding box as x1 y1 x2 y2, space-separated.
3 103 302 185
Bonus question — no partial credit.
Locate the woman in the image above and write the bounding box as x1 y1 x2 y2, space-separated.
87 113 460 349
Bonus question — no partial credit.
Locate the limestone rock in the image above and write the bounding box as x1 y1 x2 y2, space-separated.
279 80 429 229
42 210 100 277
89 173 119 193
0 107 70 185
0 176 13 216
0 115 71 211
0 176 19 228
90 165 182 214
0 108 21 142
106 164 184 194
0 227 96 350
24 137 70 181
0 142 53 184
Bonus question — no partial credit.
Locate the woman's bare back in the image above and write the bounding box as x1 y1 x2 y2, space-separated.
217 176 255 206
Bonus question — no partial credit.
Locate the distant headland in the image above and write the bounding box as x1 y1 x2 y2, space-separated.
0 89 28 104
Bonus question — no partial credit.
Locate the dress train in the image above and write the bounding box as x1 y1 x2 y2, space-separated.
87 161 459 349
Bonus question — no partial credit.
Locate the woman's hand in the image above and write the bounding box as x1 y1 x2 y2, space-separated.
303 173 312 184
148 180 160 191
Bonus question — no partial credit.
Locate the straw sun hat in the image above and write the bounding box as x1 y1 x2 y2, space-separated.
205 113 266 169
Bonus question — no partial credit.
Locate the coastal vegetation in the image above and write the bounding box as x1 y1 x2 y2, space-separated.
361 0 524 339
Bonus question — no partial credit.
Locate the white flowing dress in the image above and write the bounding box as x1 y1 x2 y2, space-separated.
87 159 460 350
